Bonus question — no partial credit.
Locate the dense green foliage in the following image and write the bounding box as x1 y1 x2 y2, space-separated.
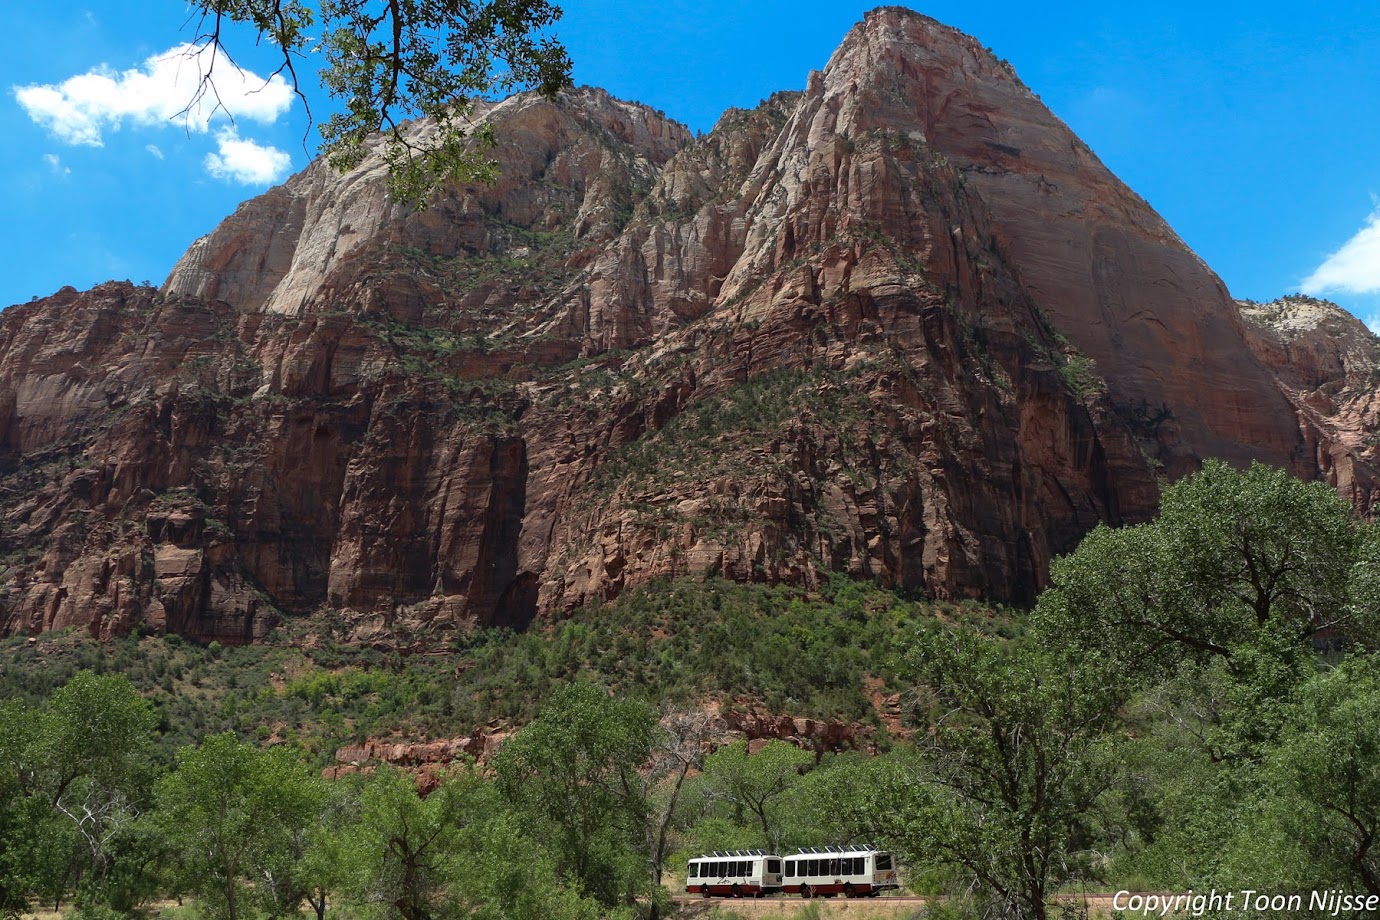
893 630 1125 920
1035 460 1376 673
694 740 812 852
0 577 931 770
1024 462 1380 916
4 461 1380 918
494 682 657 908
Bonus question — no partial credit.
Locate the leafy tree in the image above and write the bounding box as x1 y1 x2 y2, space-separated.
0 673 162 914
187 0 572 202
83 814 173 916
899 627 1127 920
38 672 159 902
444 811 602 920
297 780 362 920
333 763 602 920
1223 657 1380 898
1030 461 1380 896
775 750 915 851
1036 460 1372 678
698 739 812 853
335 765 485 920
494 680 657 908
156 732 326 920
0 698 60 914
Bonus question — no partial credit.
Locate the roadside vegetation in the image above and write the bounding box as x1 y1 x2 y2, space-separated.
2 461 1378 919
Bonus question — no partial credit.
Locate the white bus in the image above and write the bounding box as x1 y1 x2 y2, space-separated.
685 850 783 898
782 846 900 898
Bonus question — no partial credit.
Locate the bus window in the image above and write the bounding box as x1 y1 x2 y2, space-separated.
768 858 781 874
807 859 818 876
739 861 748 876
785 860 795 875
876 853 893 871
688 864 698 878
852 857 863 874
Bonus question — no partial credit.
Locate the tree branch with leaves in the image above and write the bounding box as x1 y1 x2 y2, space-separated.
186 0 572 203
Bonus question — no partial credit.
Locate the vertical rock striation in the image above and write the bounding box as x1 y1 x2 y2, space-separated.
0 10 1374 642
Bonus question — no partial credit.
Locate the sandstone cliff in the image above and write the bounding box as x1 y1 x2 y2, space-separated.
0 9 1375 642
1237 295 1380 508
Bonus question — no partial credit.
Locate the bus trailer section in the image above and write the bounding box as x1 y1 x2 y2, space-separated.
685 850 782 897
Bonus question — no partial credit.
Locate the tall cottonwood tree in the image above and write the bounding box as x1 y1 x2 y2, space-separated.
901 628 1127 920
1030 460 1380 895
493 681 657 908
1238 659 1380 897
157 733 326 920
1035 460 1376 679
698 740 812 854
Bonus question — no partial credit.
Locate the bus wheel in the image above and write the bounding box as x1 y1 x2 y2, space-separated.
800 884 813 899
701 887 710 899
844 883 855 898
731 884 742 899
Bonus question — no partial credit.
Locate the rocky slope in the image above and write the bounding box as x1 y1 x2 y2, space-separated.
1237 294 1380 508
0 8 1376 643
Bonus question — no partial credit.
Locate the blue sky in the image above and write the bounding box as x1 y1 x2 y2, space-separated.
5 1 1380 326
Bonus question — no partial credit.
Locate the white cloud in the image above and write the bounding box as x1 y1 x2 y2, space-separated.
145 144 164 159
1302 207 1380 296
13 43 295 146
42 153 70 177
204 127 291 185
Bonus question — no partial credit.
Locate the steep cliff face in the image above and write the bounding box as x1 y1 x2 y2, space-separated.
0 9 1375 643
1237 295 1380 510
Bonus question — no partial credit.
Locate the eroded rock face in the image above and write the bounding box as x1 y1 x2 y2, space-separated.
0 10 1376 642
1237 296 1380 511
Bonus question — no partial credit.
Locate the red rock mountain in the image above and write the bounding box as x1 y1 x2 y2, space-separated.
1 7 1377 643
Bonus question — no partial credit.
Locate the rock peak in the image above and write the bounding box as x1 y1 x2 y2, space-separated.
0 11 1375 644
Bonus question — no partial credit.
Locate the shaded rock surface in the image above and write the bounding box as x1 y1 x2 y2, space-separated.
0 11 1377 642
